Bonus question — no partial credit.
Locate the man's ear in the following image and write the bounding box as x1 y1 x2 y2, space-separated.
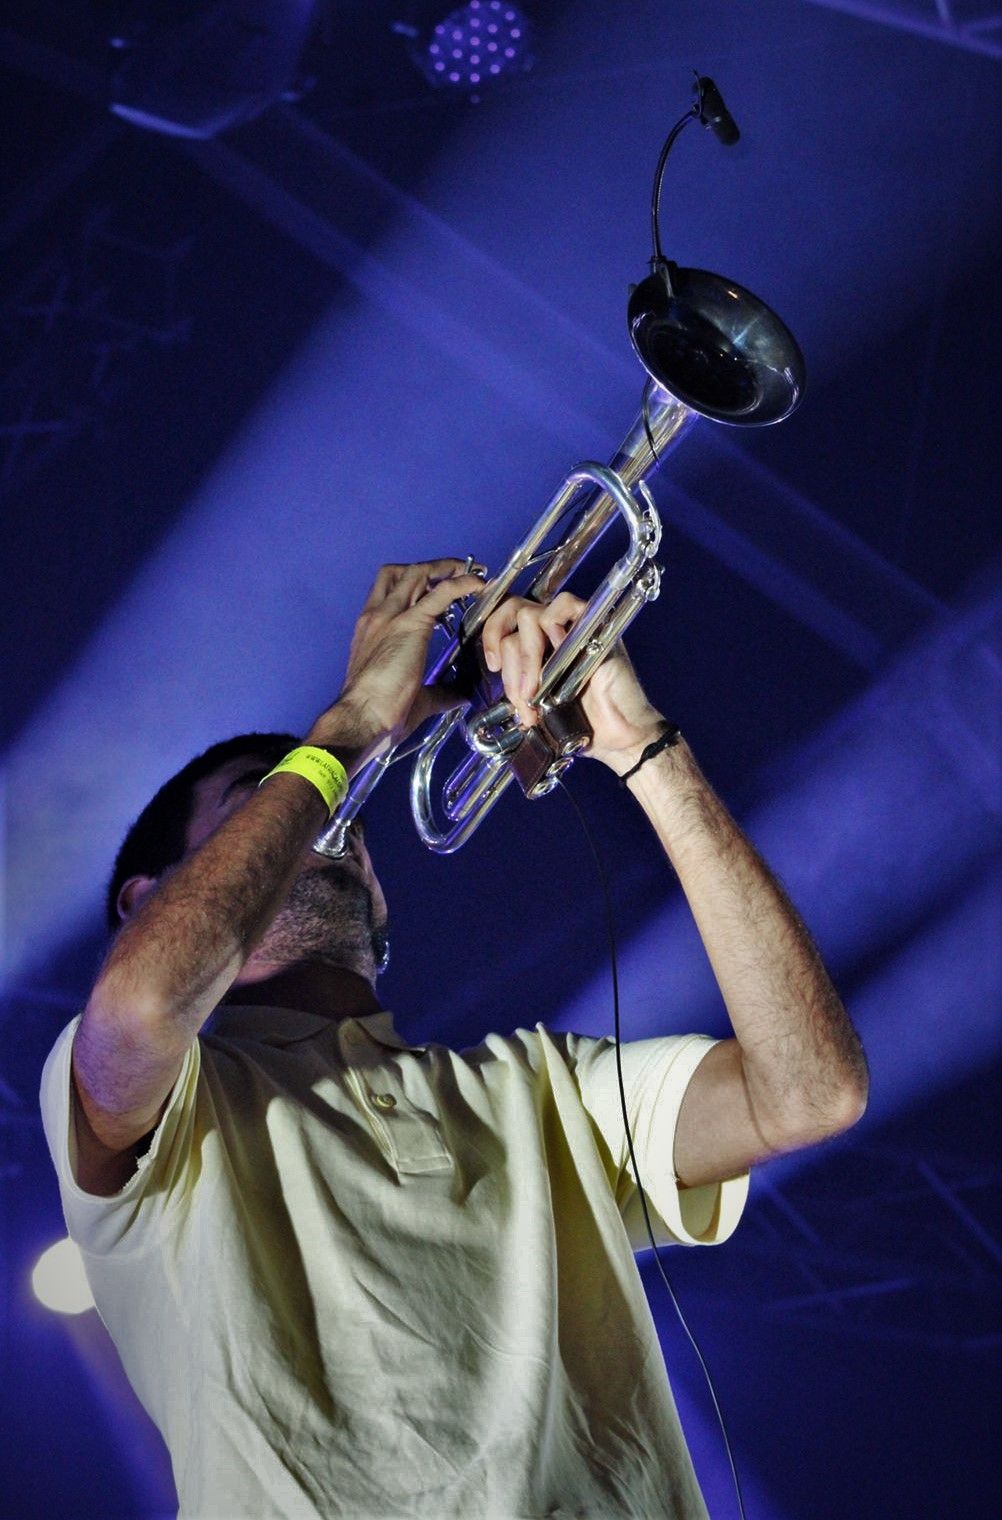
116 875 160 923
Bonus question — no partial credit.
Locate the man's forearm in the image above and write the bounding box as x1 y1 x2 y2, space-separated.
90 716 370 1050
621 736 868 1143
92 777 328 1046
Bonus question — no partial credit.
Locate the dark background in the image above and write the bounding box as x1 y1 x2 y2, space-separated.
2 2 1000 1516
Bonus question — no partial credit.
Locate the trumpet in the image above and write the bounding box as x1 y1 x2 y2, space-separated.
314 81 805 857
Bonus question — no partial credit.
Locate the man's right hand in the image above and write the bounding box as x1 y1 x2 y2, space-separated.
306 559 486 763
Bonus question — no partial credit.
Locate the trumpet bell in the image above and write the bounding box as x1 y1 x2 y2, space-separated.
628 264 805 426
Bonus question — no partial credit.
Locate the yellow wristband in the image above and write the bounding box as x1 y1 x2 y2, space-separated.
259 746 349 818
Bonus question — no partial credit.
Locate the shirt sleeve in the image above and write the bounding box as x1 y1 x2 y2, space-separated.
569 1031 749 1250
39 1014 202 1257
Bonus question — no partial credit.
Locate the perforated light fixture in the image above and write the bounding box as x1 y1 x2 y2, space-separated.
411 1 534 94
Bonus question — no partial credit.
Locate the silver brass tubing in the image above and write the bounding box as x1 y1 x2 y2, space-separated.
610 386 695 487
455 478 600 647
527 388 693 604
530 465 659 709
410 462 660 849
406 406 685 852
443 751 484 818
465 700 523 758
549 561 661 708
411 715 515 851
313 748 394 858
443 750 508 822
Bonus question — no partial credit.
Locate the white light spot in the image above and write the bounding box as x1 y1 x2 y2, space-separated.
32 1238 95 1316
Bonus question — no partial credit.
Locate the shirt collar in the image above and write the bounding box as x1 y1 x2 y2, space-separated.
206 1004 426 1052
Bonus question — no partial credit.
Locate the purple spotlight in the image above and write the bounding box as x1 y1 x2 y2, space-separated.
411 1 534 94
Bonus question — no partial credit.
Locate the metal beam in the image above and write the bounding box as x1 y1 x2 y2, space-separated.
799 0 1002 59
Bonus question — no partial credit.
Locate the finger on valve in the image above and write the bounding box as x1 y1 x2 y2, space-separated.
367 557 484 612
539 591 585 646
480 596 524 674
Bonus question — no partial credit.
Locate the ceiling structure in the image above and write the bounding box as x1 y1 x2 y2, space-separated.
2 3 999 1517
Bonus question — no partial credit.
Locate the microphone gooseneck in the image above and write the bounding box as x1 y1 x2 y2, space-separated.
650 74 741 264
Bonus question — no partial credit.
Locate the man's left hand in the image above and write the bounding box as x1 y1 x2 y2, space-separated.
478 591 666 774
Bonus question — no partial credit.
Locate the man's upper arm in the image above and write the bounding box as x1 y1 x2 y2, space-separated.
40 1013 202 1250
566 1029 749 1248
69 1006 189 1196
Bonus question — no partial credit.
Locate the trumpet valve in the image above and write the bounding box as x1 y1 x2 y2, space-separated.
464 700 523 758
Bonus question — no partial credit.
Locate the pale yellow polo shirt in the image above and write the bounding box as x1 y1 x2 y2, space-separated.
40 1006 748 1520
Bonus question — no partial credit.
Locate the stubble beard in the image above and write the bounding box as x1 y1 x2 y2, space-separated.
261 863 386 977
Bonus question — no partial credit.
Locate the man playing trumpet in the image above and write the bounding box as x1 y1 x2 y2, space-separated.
42 557 867 1519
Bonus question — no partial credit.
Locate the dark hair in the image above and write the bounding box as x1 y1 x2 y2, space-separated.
105 732 298 931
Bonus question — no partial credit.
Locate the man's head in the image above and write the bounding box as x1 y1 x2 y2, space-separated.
106 733 297 930
106 733 389 982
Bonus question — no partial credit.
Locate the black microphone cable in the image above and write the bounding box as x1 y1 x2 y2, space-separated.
556 774 748 1520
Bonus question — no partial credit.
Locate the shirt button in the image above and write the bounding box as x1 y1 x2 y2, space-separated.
370 1092 397 1111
